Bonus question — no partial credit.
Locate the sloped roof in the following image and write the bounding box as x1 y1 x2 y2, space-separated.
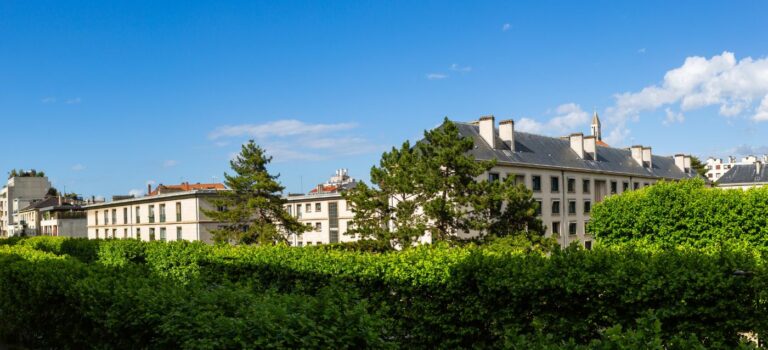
717 164 768 185
19 197 60 212
454 122 696 180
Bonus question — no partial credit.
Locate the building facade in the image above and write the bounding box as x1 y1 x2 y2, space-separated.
706 155 768 182
715 162 768 189
0 175 52 237
84 188 225 243
14 196 87 237
457 114 698 248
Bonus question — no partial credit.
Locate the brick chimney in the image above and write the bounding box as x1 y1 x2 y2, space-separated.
583 136 597 160
569 133 584 158
498 119 515 151
478 115 496 148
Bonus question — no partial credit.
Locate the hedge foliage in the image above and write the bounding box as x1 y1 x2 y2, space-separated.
0 236 765 349
589 179 768 248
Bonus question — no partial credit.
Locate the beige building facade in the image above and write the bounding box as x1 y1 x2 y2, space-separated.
0 175 52 237
84 189 224 243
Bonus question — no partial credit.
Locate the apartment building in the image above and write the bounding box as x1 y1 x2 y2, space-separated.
0 174 52 237
15 196 87 237
716 161 768 189
84 184 226 243
457 114 698 248
706 155 768 182
284 169 357 246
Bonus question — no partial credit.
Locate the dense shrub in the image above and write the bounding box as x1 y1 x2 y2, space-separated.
589 179 768 248
0 237 764 348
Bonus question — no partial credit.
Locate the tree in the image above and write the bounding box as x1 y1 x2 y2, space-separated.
690 156 708 178
202 141 307 245
46 187 59 197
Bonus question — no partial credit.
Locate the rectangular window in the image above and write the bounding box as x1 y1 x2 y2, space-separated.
552 221 560 235
159 228 166 242
569 222 577 235
584 221 590 235
298 242 303 247
633 182 640 190
582 179 591 194
584 200 592 214
149 228 156 241
176 202 182 222
585 241 592 250
135 206 141 224
610 181 618 194
315 203 321 212
514 174 526 187
123 228 128 239
123 208 128 224
567 178 576 193
136 228 141 241
104 210 109 225
148 205 155 223
95 212 99 226
623 182 630 191
176 227 182 241
306 203 311 212
550 176 560 193
488 172 500 182
159 204 166 223
296 204 302 218
112 229 117 239
644 182 650 187
111 209 117 225
551 200 561 215
535 200 542 216
568 200 577 215
532 175 541 192
315 222 322 232
316 241 321 245
95 229 99 238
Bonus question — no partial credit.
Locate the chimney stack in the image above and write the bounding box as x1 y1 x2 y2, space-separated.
569 133 585 158
756 161 763 176
478 115 496 148
147 184 152 196
583 136 597 160
642 147 653 168
674 154 686 172
684 156 692 173
498 119 515 151
630 145 644 166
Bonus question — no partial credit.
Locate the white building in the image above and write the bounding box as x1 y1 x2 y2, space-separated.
454 114 698 248
706 155 768 182
284 169 357 246
84 184 226 243
14 196 87 237
0 174 52 237
715 161 768 189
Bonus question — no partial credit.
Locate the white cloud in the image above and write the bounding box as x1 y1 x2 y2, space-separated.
426 73 448 80
41 97 57 104
603 51 768 145
71 164 85 171
209 120 357 140
516 103 591 135
450 64 472 73
502 23 511 32
663 108 685 125
163 160 178 168
638 48 646 54
65 97 81 104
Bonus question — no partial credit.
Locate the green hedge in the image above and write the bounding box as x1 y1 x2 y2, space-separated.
589 179 768 248
0 237 765 348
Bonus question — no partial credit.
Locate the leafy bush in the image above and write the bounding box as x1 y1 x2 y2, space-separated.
589 179 768 248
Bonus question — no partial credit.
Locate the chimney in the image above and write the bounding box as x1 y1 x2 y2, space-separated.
583 136 597 160
498 119 515 151
642 147 653 168
674 154 686 172
756 161 763 176
147 184 152 196
684 156 692 173
478 115 496 148
58 196 62 206
630 145 644 166
569 133 585 158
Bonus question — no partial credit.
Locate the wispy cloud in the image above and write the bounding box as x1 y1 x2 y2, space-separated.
163 160 179 168
450 63 472 73
71 164 86 171
502 23 511 32
41 97 57 104
638 48 646 54
662 108 685 125
211 119 381 162
65 97 81 104
426 73 448 80
128 189 144 197
516 103 591 136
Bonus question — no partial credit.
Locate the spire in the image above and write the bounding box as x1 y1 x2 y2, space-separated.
591 109 602 141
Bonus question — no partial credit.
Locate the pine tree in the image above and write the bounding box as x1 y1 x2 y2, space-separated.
203 141 307 245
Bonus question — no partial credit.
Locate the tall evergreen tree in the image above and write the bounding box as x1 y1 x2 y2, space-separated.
203 141 307 245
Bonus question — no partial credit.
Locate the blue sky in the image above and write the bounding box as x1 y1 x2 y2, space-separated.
1 1 767 198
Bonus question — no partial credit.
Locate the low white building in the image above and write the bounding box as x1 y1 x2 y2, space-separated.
84 185 226 243
706 155 768 182
715 162 768 189
13 196 86 237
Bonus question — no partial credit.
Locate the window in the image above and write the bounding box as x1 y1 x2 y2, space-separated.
585 241 592 250
633 182 640 190
584 221 590 235
135 206 141 224
112 229 117 239
123 228 128 239
305 203 311 212
567 178 576 193
488 172 500 182
296 204 302 218
551 176 560 193
610 181 618 194
148 205 155 223
149 228 156 241
315 203 321 212
95 212 99 226
176 202 182 222
535 200 542 216
716 165 721 170
582 179 591 194
532 175 541 192
298 242 303 247
176 227 182 241
217 205 228 212
551 200 561 215
136 228 141 241
568 200 577 215
644 182 650 187
568 222 577 235
584 200 591 214
306 242 312 246
95 229 99 238
159 204 166 223
123 208 128 224
514 174 526 186
623 182 630 191
552 221 560 235
159 228 166 242
104 210 109 225
315 222 322 232
111 209 117 225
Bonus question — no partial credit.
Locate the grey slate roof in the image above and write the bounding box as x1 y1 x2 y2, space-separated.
716 164 768 185
455 122 696 180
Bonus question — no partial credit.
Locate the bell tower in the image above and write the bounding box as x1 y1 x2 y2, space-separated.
591 110 602 141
